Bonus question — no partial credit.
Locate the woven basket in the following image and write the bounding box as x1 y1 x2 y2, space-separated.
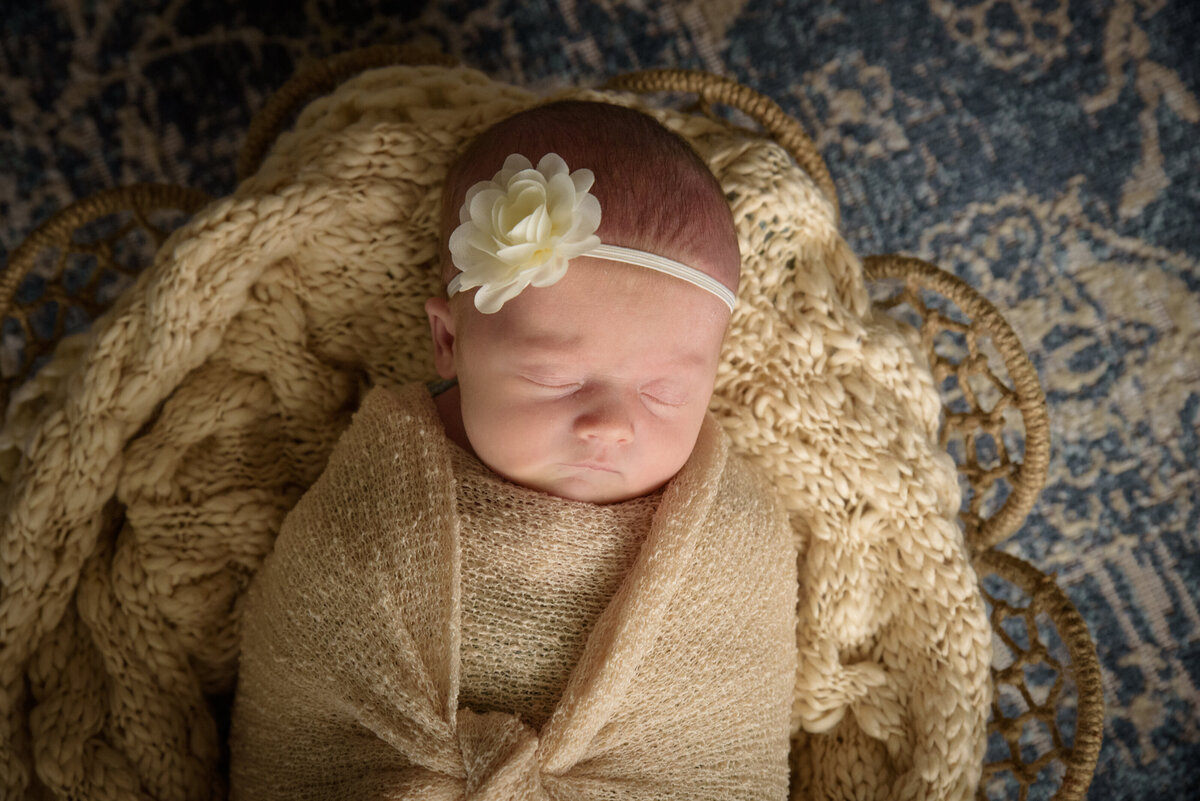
0 47 1102 801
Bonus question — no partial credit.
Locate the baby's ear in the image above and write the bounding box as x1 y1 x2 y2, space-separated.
424 296 458 379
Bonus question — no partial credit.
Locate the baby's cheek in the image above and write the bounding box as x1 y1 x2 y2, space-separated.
653 416 706 476
472 404 557 473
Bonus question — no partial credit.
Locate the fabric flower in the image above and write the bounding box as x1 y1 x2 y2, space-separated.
449 152 602 313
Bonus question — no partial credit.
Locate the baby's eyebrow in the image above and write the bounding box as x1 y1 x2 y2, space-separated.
512 332 583 352
510 330 714 371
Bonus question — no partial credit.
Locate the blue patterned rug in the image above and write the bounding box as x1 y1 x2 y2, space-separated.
2 2 1197 798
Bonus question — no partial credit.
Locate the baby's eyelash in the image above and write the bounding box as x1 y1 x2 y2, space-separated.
641 391 686 407
524 377 582 392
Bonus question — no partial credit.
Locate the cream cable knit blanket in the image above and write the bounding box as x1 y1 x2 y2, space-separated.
0 65 990 800
230 383 797 799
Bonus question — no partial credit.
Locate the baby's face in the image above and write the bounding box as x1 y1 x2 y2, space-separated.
428 258 730 503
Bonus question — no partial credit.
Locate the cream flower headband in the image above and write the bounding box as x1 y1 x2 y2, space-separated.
447 153 737 314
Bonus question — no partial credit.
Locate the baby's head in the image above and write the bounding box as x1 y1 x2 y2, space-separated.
425 101 740 503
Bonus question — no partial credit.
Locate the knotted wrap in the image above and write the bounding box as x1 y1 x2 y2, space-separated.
230 384 798 800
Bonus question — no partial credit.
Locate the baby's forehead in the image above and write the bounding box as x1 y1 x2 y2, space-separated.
491 324 722 373
461 273 728 366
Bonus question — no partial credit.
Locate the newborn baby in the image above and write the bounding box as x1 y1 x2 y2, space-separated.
230 100 798 800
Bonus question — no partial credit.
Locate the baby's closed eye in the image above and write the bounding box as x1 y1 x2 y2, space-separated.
520 374 584 396
639 383 688 407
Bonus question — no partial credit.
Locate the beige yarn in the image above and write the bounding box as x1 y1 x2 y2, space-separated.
230 384 797 799
0 64 990 800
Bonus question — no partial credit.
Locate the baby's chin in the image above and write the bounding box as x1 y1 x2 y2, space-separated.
492 462 667 505
543 478 655 505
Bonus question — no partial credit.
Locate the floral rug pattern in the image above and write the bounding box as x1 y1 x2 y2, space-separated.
2 1 1197 798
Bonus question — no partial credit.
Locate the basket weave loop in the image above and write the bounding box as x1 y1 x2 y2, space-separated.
974 548 1105 801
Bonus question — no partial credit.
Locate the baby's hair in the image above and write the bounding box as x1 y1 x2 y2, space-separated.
439 100 740 292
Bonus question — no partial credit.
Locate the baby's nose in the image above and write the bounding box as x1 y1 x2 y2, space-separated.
573 391 634 443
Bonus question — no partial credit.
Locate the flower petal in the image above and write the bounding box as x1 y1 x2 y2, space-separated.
560 233 600 260
537 153 569 179
574 194 602 236
570 168 595 196
469 188 506 227
460 182 488 224
501 186 549 239
529 257 570 287
546 172 577 214
495 241 542 265
535 205 553 242
475 276 528 314
497 153 533 185
452 249 513 287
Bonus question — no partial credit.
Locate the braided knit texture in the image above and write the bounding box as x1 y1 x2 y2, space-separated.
0 64 990 800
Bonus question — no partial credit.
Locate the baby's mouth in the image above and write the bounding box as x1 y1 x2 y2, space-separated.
566 461 619 474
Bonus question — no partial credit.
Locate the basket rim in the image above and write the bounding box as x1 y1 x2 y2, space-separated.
864 253 1051 549
975 547 1105 801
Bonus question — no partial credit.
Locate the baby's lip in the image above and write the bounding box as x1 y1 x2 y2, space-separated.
566 461 619 474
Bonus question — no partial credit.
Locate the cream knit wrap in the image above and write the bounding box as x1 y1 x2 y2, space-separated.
0 65 991 800
230 383 798 799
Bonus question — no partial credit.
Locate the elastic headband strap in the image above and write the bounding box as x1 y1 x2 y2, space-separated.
588 245 736 311
447 244 736 311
